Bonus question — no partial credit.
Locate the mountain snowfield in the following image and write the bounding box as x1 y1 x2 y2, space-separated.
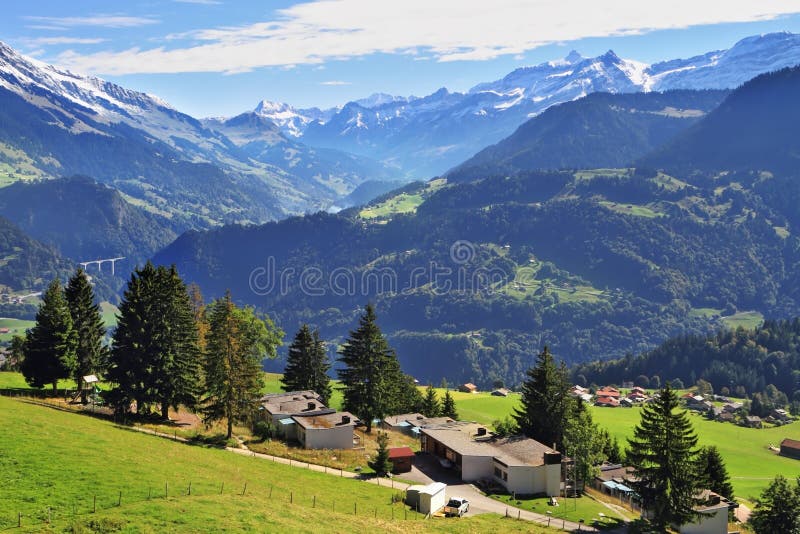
255 32 800 178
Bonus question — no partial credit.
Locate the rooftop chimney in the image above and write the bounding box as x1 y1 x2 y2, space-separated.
476 427 487 436
342 415 351 424
307 402 315 411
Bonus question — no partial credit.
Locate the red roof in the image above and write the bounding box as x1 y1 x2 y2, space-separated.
388 447 415 459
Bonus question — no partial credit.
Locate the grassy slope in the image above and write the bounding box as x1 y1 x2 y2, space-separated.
0 396 547 533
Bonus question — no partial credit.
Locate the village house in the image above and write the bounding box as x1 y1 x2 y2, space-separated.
569 385 593 403
491 388 510 397
260 391 332 440
779 438 800 460
621 381 634 389
595 396 620 408
722 402 743 413
771 408 792 422
293 412 358 450
744 415 763 429
420 421 561 496
459 383 478 394
596 386 620 399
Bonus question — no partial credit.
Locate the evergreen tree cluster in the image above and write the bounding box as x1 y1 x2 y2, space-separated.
21 269 107 393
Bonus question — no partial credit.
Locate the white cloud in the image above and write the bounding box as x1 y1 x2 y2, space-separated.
49 0 800 75
25 15 159 29
25 37 108 46
319 80 351 85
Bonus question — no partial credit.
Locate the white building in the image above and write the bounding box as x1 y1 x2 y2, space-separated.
293 412 358 450
420 422 561 496
260 391 332 440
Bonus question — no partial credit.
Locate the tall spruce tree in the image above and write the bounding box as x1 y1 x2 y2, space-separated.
442 390 458 419
65 268 108 402
513 346 571 450
108 262 203 418
21 279 76 391
627 384 701 531
421 384 441 417
696 446 734 501
282 324 332 405
203 291 282 439
153 266 204 419
337 304 402 432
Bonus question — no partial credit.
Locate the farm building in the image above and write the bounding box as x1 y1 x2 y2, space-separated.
388 447 415 473
293 412 358 450
491 388 510 397
780 438 800 460
593 463 636 497
420 421 561 496
459 383 478 394
744 416 763 429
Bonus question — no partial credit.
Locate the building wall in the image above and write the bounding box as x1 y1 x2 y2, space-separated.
780 445 800 460
679 506 728 534
302 425 354 450
460 455 494 481
498 463 560 496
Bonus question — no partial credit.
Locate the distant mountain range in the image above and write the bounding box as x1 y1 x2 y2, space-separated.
254 32 800 178
0 41 396 226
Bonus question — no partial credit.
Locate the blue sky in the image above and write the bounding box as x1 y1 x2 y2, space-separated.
2 1 800 117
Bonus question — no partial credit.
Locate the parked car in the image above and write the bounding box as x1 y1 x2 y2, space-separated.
444 497 469 517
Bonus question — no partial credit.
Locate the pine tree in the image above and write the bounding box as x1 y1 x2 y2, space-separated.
442 390 458 419
65 268 108 402
749 475 800 534
337 304 402 432
696 446 734 500
627 384 701 530
21 279 76 391
421 384 441 417
203 291 282 439
282 324 332 405
513 346 571 450
108 262 203 418
187 283 209 352
368 431 393 477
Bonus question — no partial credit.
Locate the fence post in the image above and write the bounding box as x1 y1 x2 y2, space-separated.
242 482 247 496
165 481 168 499
269 486 273 499
188 482 192 496
118 491 122 506
313 495 316 508
47 507 51 524
148 487 152 500
290 491 293 504
220 482 224 495
93 495 97 513
354 502 357 515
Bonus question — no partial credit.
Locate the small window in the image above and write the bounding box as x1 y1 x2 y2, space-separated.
494 467 501 478
502 471 508 481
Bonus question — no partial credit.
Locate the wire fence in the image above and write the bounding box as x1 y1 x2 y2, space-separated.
1 477 429 530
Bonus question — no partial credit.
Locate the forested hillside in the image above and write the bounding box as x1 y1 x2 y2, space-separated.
0 175 179 266
575 318 800 405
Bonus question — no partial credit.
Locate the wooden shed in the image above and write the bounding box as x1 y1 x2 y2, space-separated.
388 446 414 473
